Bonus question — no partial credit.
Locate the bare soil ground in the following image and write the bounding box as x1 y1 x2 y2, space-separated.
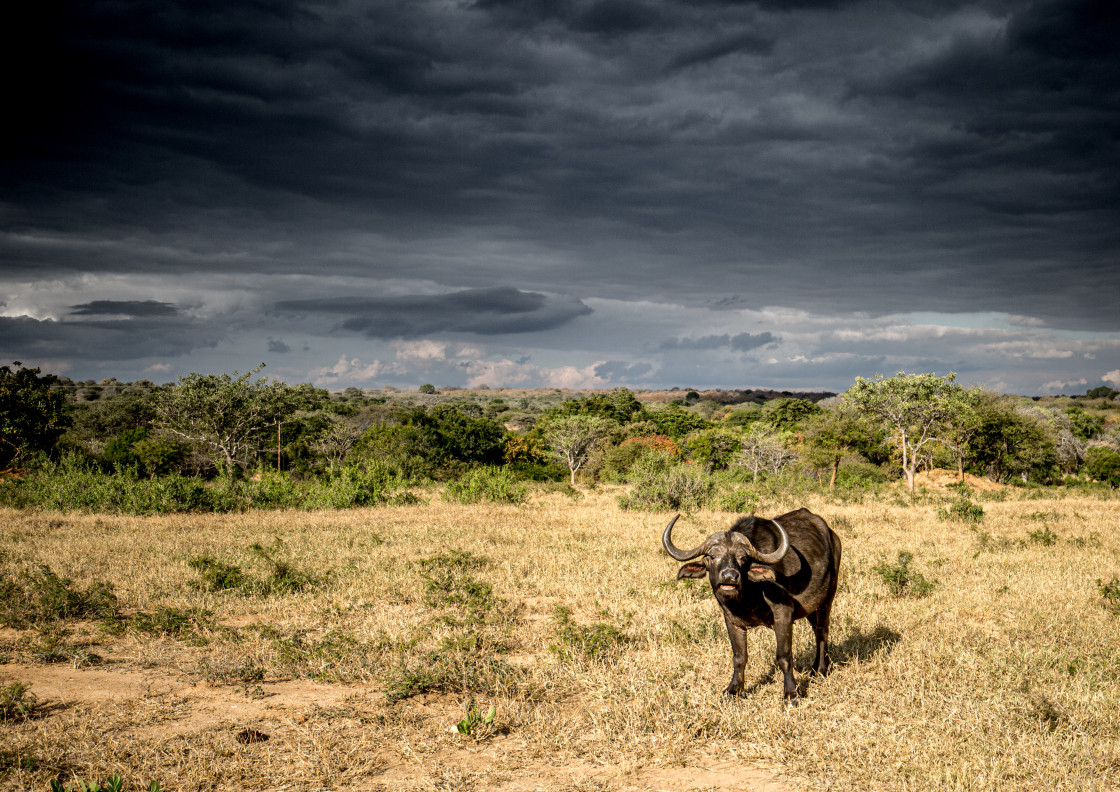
910 467 1006 492
1 655 789 792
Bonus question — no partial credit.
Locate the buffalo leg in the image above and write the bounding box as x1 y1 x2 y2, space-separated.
772 607 797 701
808 605 832 677
722 611 749 697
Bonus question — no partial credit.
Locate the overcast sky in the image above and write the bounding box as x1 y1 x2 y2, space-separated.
2 0 1118 394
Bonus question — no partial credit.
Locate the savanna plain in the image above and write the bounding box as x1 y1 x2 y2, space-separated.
2 486 1119 792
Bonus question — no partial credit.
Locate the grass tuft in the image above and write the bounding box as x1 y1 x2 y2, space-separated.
0 681 36 721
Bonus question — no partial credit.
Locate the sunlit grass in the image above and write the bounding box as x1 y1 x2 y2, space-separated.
1 486 1118 790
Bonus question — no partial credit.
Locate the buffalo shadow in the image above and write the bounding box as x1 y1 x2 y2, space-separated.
736 622 901 699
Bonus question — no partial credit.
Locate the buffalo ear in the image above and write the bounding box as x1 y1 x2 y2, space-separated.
676 562 706 580
747 565 776 583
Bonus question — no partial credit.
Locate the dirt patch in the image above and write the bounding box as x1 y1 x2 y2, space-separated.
1 662 793 791
910 468 1005 492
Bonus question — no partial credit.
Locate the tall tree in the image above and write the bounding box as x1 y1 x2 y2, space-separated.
941 387 986 482
800 397 871 488
154 366 325 475
0 362 69 471
847 372 963 493
540 414 614 486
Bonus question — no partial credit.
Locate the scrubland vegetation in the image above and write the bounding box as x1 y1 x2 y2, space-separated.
2 364 1119 517
2 364 1120 790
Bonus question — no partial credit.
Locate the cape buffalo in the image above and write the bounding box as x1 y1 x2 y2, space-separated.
663 508 841 701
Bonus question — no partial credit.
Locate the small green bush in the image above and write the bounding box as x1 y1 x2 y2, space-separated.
0 681 36 721
188 555 250 592
550 604 629 661
618 456 715 511
1027 526 1058 546
383 650 520 703
128 606 214 636
50 775 164 792
871 551 937 598
938 485 984 524
1098 577 1120 615
0 565 118 627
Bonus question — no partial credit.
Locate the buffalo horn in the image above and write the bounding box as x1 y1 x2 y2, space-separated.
661 514 712 561
741 519 789 565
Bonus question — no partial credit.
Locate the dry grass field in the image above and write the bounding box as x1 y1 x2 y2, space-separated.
2 485 1119 791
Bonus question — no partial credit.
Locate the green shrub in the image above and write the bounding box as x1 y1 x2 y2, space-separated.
188 555 249 592
384 649 520 703
50 775 165 792
1083 447 1120 487
1027 526 1058 546
188 546 319 596
0 681 36 721
600 436 681 483
0 454 213 514
0 565 118 627
1098 577 1120 615
937 485 984 524
0 454 411 514
128 606 214 637
871 551 937 598
549 604 629 661
444 466 527 505
617 456 715 511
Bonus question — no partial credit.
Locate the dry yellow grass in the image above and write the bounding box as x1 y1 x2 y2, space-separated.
1 486 1119 791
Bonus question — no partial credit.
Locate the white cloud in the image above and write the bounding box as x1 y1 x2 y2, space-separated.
309 355 393 385
1104 370 1120 387
1041 377 1086 392
392 340 449 362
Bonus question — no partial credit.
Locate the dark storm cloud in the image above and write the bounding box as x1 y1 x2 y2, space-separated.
668 30 774 70
69 300 179 317
267 338 292 354
276 287 592 338
1 0 1118 388
660 332 776 351
0 315 220 361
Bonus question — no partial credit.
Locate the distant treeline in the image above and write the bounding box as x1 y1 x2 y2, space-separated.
2 362 1118 514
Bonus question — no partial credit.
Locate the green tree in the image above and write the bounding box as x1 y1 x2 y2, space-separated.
941 387 987 482
735 424 793 482
847 372 963 493
800 398 872 488
647 404 710 440
0 362 70 470
969 397 1057 483
681 427 741 471
153 366 326 475
1083 447 1120 487
757 397 823 432
540 414 614 485
549 388 646 425
1065 406 1104 441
